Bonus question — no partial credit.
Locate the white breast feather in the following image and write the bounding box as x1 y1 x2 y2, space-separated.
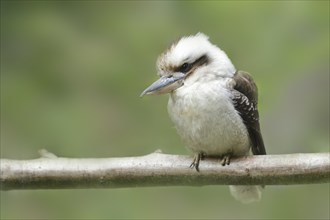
168 78 250 156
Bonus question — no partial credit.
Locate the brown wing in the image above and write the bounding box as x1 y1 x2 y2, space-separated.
231 70 266 155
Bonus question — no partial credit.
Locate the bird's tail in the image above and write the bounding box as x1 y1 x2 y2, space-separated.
229 185 262 204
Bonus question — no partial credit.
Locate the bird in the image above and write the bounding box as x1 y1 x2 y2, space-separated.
140 33 266 203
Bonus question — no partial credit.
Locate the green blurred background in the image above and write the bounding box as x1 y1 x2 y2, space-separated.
1 1 329 219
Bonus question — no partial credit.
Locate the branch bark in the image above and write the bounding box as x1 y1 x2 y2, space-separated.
1 151 329 190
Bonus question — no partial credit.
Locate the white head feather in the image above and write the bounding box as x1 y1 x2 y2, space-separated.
157 33 236 80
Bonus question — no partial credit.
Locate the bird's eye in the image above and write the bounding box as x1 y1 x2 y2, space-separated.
180 63 191 73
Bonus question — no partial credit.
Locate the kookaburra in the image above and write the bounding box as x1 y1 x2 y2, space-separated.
141 33 266 203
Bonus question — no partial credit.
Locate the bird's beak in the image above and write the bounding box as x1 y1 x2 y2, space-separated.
140 73 185 97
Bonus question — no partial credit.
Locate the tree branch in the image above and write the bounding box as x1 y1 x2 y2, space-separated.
1 150 329 190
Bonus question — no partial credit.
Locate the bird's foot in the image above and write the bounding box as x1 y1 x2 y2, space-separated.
189 153 204 172
220 154 231 166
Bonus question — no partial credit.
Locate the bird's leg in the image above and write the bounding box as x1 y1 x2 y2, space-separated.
220 154 231 166
189 152 204 172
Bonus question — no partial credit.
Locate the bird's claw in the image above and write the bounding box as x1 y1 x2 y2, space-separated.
190 153 204 172
190 153 231 170
220 154 231 166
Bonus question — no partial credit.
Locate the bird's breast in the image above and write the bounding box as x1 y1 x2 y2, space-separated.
168 81 250 156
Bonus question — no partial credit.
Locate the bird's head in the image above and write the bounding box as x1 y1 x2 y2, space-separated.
141 33 236 97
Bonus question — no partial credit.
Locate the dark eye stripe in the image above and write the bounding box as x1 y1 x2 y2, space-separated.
176 54 209 73
193 55 209 67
